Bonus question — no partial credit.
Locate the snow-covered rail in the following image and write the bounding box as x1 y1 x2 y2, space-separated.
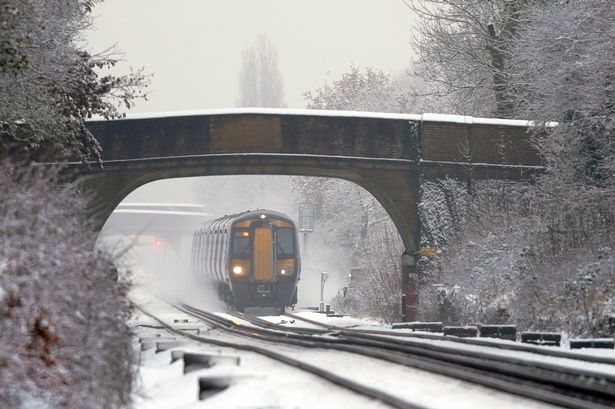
196 307 615 409
138 304 426 409
282 312 615 366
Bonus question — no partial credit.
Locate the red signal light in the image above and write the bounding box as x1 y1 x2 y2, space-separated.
154 238 162 248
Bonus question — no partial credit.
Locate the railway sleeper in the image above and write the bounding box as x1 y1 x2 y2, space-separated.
183 352 241 374
443 326 478 337
139 336 177 344
521 332 562 347
392 322 443 333
155 341 187 353
139 336 177 351
570 338 615 349
479 325 517 341
198 375 234 400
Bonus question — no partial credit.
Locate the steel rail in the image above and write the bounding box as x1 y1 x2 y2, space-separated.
283 312 615 366
135 304 426 409
231 310 615 403
181 305 615 409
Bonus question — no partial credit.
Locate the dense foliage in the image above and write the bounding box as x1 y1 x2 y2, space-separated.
1 1 144 407
0 0 146 163
309 1 614 334
409 0 615 336
0 162 135 408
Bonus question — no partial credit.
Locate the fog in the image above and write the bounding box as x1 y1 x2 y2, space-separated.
86 0 416 111
99 175 370 308
87 1 415 310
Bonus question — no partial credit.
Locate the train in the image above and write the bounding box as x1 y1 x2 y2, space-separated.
191 209 301 312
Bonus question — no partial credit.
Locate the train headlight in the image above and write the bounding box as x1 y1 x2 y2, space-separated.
232 266 243 275
280 269 287 275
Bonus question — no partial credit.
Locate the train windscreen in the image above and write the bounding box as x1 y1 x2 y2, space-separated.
276 228 295 258
232 230 250 258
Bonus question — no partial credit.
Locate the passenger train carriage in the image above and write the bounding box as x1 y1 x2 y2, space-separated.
192 210 300 311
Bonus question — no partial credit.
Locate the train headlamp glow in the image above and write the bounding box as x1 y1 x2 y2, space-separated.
260 214 266 219
280 269 287 275
232 266 243 275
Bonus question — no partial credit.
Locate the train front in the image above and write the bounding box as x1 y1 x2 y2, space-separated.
228 211 300 310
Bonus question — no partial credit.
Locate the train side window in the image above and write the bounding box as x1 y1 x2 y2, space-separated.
276 228 295 258
231 230 250 259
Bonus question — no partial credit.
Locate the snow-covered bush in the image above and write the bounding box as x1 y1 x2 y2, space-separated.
418 178 615 336
332 216 403 323
0 161 134 409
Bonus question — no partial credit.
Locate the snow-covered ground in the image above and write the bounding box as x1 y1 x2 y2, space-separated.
130 289 593 409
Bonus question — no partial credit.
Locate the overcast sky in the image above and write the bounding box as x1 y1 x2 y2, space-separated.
87 0 417 112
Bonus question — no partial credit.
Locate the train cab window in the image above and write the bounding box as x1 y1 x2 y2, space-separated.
231 230 250 258
276 228 295 258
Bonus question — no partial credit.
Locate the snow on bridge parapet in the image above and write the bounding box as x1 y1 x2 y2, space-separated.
88 107 540 128
87 108 544 170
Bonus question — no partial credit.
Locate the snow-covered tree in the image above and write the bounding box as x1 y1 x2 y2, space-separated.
510 0 615 190
0 162 135 408
406 0 531 117
298 67 411 268
0 0 147 163
409 0 615 336
1 3 144 406
297 66 422 320
236 34 285 108
305 66 417 113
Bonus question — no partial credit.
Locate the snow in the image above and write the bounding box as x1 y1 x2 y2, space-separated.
371 334 615 378
129 290 566 408
132 313 557 409
290 310 381 328
87 107 543 128
62 151 416 167
136 342 389 409
420 159 545 170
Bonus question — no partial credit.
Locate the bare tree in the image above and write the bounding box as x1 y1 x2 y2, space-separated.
305 66 417 113
510 0 615 190
237 34 285 108
408 0 615 336
0 0 147 163
405 0 529 117
297 66 421 320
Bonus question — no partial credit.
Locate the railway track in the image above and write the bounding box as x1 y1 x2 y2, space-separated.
277 311 615 366
182 306 615 409
136 304 427 409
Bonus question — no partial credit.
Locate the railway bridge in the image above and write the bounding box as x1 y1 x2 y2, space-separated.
76 108 543 320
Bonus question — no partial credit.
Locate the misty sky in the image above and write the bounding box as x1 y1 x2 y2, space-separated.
87 0 417 112
88 2 416 300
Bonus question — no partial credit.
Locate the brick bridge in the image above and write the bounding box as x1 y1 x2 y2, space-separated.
79 109 543 320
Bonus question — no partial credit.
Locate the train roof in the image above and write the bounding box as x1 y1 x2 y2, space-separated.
196 209 296 231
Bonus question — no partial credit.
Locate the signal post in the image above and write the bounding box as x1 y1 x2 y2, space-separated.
401 252 419 322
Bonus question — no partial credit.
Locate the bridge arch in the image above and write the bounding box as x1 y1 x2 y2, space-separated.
75 108 542 320
82 153 419 251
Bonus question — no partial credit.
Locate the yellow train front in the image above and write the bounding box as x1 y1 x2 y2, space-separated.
192 210 300 312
